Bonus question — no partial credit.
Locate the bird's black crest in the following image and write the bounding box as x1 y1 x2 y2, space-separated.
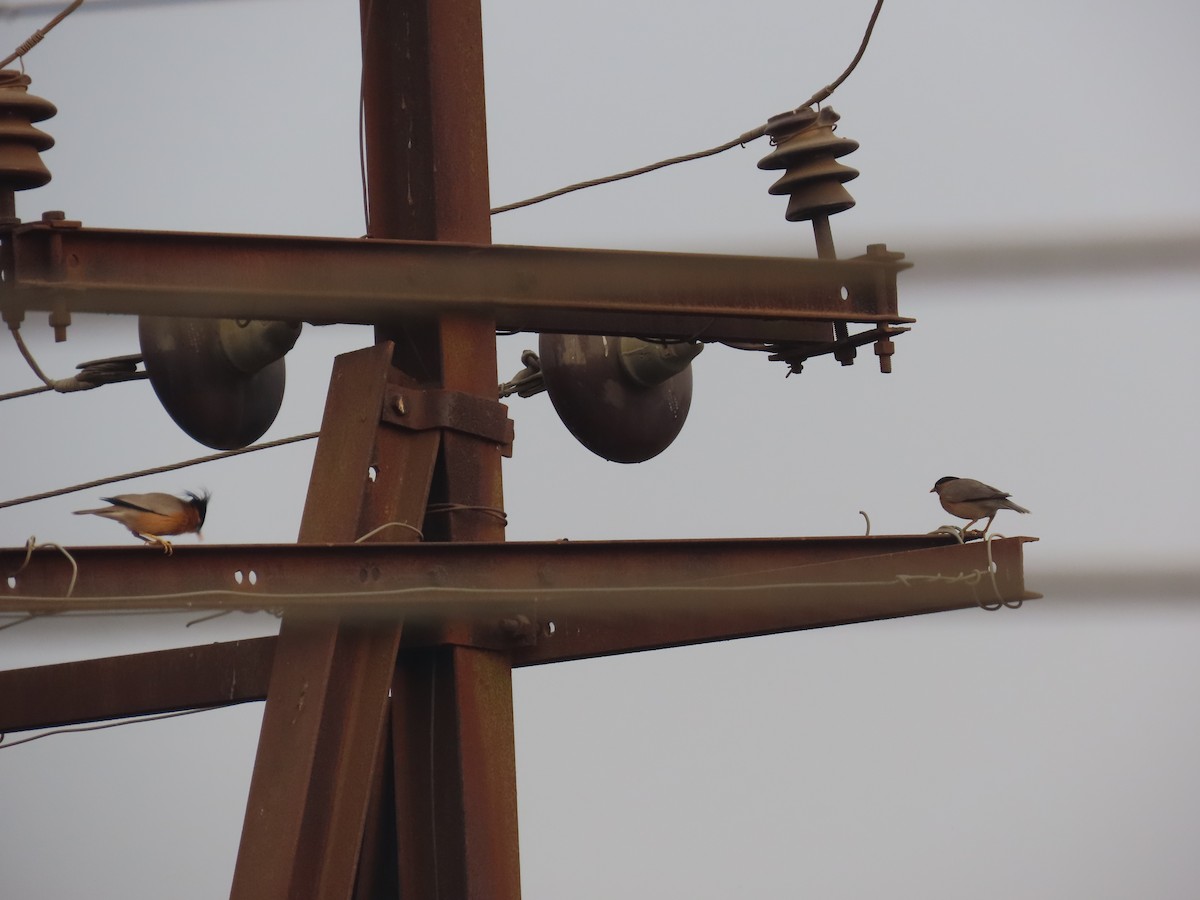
933 476 959 488
186 490 212 528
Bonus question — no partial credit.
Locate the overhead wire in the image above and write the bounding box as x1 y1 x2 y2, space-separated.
0 431 319 512
1 313 149 400
0 0 237 17
489 0 887 215
0 0 81 69
0 707 214 751
3 322 148 396
0 383 54 402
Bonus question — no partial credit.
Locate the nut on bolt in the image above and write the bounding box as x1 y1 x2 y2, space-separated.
49 303 70 342
874 337 895 373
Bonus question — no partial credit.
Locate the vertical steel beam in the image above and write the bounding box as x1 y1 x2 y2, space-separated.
360 3 518 900
391 647 521 899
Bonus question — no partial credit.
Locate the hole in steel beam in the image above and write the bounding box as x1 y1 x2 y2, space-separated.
233 570 244 585
247 570 258 586
839 285 850 301
5 575 15 590
367 465 379 483
545 620 556 636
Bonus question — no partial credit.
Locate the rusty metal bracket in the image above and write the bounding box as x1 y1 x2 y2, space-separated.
382 385 514 454
0 223 913 345
766 324 910 375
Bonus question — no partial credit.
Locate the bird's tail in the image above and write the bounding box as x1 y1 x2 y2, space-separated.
1006 500 1030 514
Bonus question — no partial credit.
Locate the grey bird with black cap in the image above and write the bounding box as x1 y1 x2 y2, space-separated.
931 476 1029 535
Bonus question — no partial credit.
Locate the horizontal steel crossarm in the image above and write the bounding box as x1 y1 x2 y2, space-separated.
0 535 1030 617
1 225 912 343
0 536 1037 734
0 637 275 733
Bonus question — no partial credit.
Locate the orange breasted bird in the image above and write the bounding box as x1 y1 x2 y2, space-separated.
74 491 210 554
931 476 1028 535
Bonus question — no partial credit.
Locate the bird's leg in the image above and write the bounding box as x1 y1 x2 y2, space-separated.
981 512 997 535
138 533 174 555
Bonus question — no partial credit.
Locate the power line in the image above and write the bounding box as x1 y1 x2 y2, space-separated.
0 383 53 402
0 0 81 69
0 431 319 512
489 129 769 216
490 0 887 215
0 0 246 19
0 707 213 750
3 322 148 399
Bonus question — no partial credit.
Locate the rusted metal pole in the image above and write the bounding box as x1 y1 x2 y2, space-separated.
359 2 518 899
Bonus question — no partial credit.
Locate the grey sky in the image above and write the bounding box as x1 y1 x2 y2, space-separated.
2 1 1199 897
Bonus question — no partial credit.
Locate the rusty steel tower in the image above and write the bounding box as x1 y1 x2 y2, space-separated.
0 2 1037 898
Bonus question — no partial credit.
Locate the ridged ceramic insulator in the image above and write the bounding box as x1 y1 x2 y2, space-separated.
758 107 858 222
0 70 56 192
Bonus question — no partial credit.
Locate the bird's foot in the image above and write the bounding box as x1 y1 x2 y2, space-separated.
140 534 174 555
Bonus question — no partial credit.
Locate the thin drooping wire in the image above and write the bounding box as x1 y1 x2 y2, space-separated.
0 0 82 69
798 0 886 110
0 707 212 751
0 383 52 402
355 520 424 542
3 326 149 399
9 535 77 593
0 0 241 18
358 0 375 234
490 127 769 215
8 325 98 393
0 538 76 631
0 432 318 512
424 502 508 525
489 0 886 215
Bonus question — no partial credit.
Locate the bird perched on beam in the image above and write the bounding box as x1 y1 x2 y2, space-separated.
931 477 1028 535
74 491 210 554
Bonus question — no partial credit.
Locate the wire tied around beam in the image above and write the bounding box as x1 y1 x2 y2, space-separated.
896 533 1019 611
0 535 78 631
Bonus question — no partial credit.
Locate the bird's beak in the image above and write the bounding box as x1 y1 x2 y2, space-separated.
929 487 935 493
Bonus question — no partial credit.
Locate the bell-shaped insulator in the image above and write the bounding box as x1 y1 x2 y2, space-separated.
139 316 301 450
0 70 55 194
538 334 702 463
758 107 859 222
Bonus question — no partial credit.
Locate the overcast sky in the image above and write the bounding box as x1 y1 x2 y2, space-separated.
2 1 1199 898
